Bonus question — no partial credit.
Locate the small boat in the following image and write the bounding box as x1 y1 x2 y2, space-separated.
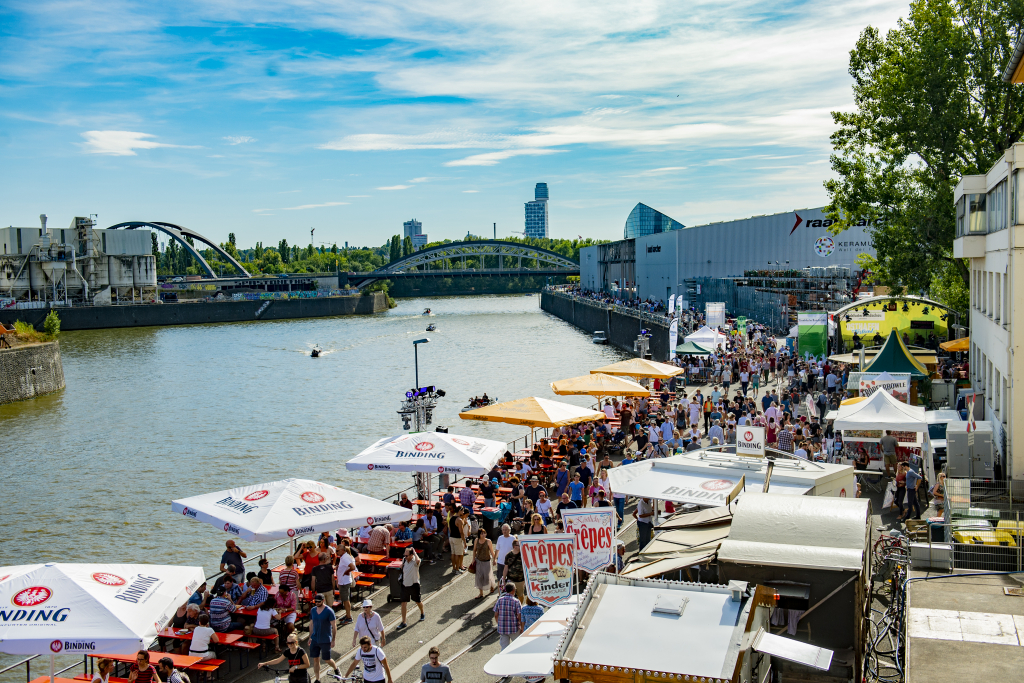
311 346 321 358
593 330 608 344
462 396 496 411
423 308 432 315
426 324 436 332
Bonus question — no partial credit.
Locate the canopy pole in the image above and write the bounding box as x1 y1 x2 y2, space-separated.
50 653 55 683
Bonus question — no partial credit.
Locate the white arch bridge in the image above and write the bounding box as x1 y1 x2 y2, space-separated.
350 240 579 288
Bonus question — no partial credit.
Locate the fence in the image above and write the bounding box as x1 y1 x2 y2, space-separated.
544 287 674 326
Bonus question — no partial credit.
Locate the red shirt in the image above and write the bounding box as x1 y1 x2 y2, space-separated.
130 664 158 683
302 550 319 574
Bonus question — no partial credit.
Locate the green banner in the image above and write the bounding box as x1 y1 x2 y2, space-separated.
737 317 747 335
797 312 828 358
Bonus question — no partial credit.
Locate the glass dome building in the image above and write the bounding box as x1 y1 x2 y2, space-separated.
623 202 685 239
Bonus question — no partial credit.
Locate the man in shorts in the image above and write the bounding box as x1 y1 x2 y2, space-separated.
398 547 425 629
308 593 339 680
310 552 335 607
335 540 356 626
879 430 899 477
346 637 392 683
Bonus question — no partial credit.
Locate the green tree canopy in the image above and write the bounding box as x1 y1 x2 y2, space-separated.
826 0 1024 311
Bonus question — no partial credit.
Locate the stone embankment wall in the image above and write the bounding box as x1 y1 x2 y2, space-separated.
0 293 388 332
540 291 671 360
0 341 65 404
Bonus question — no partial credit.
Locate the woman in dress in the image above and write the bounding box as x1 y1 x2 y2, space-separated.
473 528 496 598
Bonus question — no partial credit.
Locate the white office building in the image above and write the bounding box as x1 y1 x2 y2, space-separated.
403 218 428 251
953 143 1024 479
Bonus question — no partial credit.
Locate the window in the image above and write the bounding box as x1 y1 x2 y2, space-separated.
969 193 987 233
995 273 1001 322
989 180 1007 232
957 195 967 236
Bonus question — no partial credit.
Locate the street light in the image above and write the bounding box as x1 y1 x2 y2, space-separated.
413 338 430 389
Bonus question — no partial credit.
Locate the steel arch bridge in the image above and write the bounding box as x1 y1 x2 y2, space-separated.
351 240 579 287
106 221 250 278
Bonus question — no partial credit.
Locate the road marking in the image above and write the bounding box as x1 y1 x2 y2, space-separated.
387 592 500 681
909 607 1024 646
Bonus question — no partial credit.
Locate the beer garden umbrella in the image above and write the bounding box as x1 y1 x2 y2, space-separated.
171 478 412 543
589 358 684 381
346 432 507 477
0 562 205 682
550 373 650 398
459 396 605 447
939 337 969 353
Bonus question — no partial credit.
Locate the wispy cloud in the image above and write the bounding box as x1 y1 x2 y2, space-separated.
445 149 563 167
621 166 687 177
79 131 197 156
347 195 371 197
377 185 411 190
462 190 479 193
223 135 256 145
282 201 349 210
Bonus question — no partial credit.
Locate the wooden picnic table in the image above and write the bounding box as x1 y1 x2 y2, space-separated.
93 653 202 669
157 628 243 645
358 553 387 564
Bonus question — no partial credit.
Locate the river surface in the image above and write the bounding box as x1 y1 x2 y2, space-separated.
0 295 626 576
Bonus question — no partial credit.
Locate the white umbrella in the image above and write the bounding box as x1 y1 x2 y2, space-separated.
0 563 204 681
346 433 507 477
171 478 412 542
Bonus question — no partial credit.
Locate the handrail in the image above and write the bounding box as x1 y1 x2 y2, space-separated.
0 655 37 677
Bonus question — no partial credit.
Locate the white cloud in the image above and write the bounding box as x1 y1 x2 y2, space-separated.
445 149 563 167
377 185 411 190
79 130 195 156
621 166 687 177
281 201 349 210
347 195 371 197
462 190 479 193
223 135 256 145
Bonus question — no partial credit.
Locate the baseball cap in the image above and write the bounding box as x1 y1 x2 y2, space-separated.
362 599 373 608
314 594 325 603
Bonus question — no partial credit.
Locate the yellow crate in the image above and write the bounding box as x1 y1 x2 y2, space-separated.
952 528 1018 547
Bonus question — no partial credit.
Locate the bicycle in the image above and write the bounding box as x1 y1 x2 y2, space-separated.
326 670 363 683
257 667 291 683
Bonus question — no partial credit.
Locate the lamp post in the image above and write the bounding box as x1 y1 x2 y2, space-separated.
413 337 429 389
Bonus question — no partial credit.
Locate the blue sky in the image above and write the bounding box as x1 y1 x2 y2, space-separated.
0 0 908 248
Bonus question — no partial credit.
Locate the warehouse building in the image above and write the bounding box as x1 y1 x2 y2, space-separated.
580 206 877 305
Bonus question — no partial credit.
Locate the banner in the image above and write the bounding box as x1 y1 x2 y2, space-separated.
858 372 911 403
736 426 765 457
668 318 678 360
519 533 575 607
668 294 675 316
736 317 747 336
706 302 726 327
561 508 616 573
797 312 828 358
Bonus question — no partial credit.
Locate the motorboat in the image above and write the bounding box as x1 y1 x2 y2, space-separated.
423 308 432 315
593 330 608 344
426 324 436 332
311 346 321 358
462 395 496 411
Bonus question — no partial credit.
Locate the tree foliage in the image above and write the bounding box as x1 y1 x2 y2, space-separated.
826 0 1024 304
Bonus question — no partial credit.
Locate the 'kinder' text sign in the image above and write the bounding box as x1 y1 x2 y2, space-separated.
519 533 574 607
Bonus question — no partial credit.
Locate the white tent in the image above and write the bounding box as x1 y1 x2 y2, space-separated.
0 563 204 661
346 433 506 476
171 478 412 542
831 389 926 432
484 597 579 677
684 326 727 348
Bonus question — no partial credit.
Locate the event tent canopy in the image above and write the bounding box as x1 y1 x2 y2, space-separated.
484 597 580 677
0 563 205 656
345 433 506 476
939 337 969 352
830 388 927 432
861 330 929 378
674 341 712 356
589 358 684 380
684 326 727 348
171 478 412 542
459 396 605 428
550 373 650 397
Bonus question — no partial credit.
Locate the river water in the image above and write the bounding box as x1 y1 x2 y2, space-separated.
0 295 626 576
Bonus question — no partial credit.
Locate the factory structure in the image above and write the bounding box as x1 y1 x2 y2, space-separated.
579 204 878 329
0 216 157 307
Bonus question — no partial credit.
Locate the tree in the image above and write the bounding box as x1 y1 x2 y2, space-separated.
228 232 236 247
151 232 159 260
403 235 414 257
43 310 60 337
389 235 401 262
279 239 289 264
825 0 1024 301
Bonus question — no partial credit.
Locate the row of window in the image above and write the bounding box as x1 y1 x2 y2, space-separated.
972 343 1009 427
972 267 1010 328
954 171 1024 236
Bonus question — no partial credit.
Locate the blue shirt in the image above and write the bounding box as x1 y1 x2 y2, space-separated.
568 481 584 501
309 605 337 643
522 604 545 630
621 456 634 467
555 469 569 496
395 527 413 541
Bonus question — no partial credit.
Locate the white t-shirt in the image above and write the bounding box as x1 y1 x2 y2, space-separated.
336 552 356 586
355 646 387 682
189 626 215 653
353 611 385 645
603 405 616 419
536 499 552 516
255 607 278 630
496 534 516 564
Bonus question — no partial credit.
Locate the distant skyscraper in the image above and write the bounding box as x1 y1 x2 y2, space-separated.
524 183 549 238
403 219 428 250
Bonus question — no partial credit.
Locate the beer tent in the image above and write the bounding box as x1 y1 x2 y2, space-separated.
171 478 412 542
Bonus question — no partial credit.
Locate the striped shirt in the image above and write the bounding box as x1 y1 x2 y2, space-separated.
278 568 299 589
209 596 235 631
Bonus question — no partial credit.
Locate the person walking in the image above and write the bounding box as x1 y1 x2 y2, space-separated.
345 637 393 683
352 599 386 647
448 507 466 573
397 548 425 629
634 497 654 550
501 539 526 603
420 646 453 682
473 528 496 598
335 540 356 626
493 583 523 651
307 593 339 680
494 524 515 587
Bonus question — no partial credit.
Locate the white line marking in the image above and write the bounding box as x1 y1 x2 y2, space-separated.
909 608 1022 646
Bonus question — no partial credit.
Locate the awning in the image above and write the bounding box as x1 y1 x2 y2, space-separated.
483 597 580 677
939 337 969 352
589 358 684 379
642 525 732 556
831 388 927 432
550 373 650 397
606 459 812 506
459 396 605 428
621 548 719 578
674 341 712 356
346 433 506 476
